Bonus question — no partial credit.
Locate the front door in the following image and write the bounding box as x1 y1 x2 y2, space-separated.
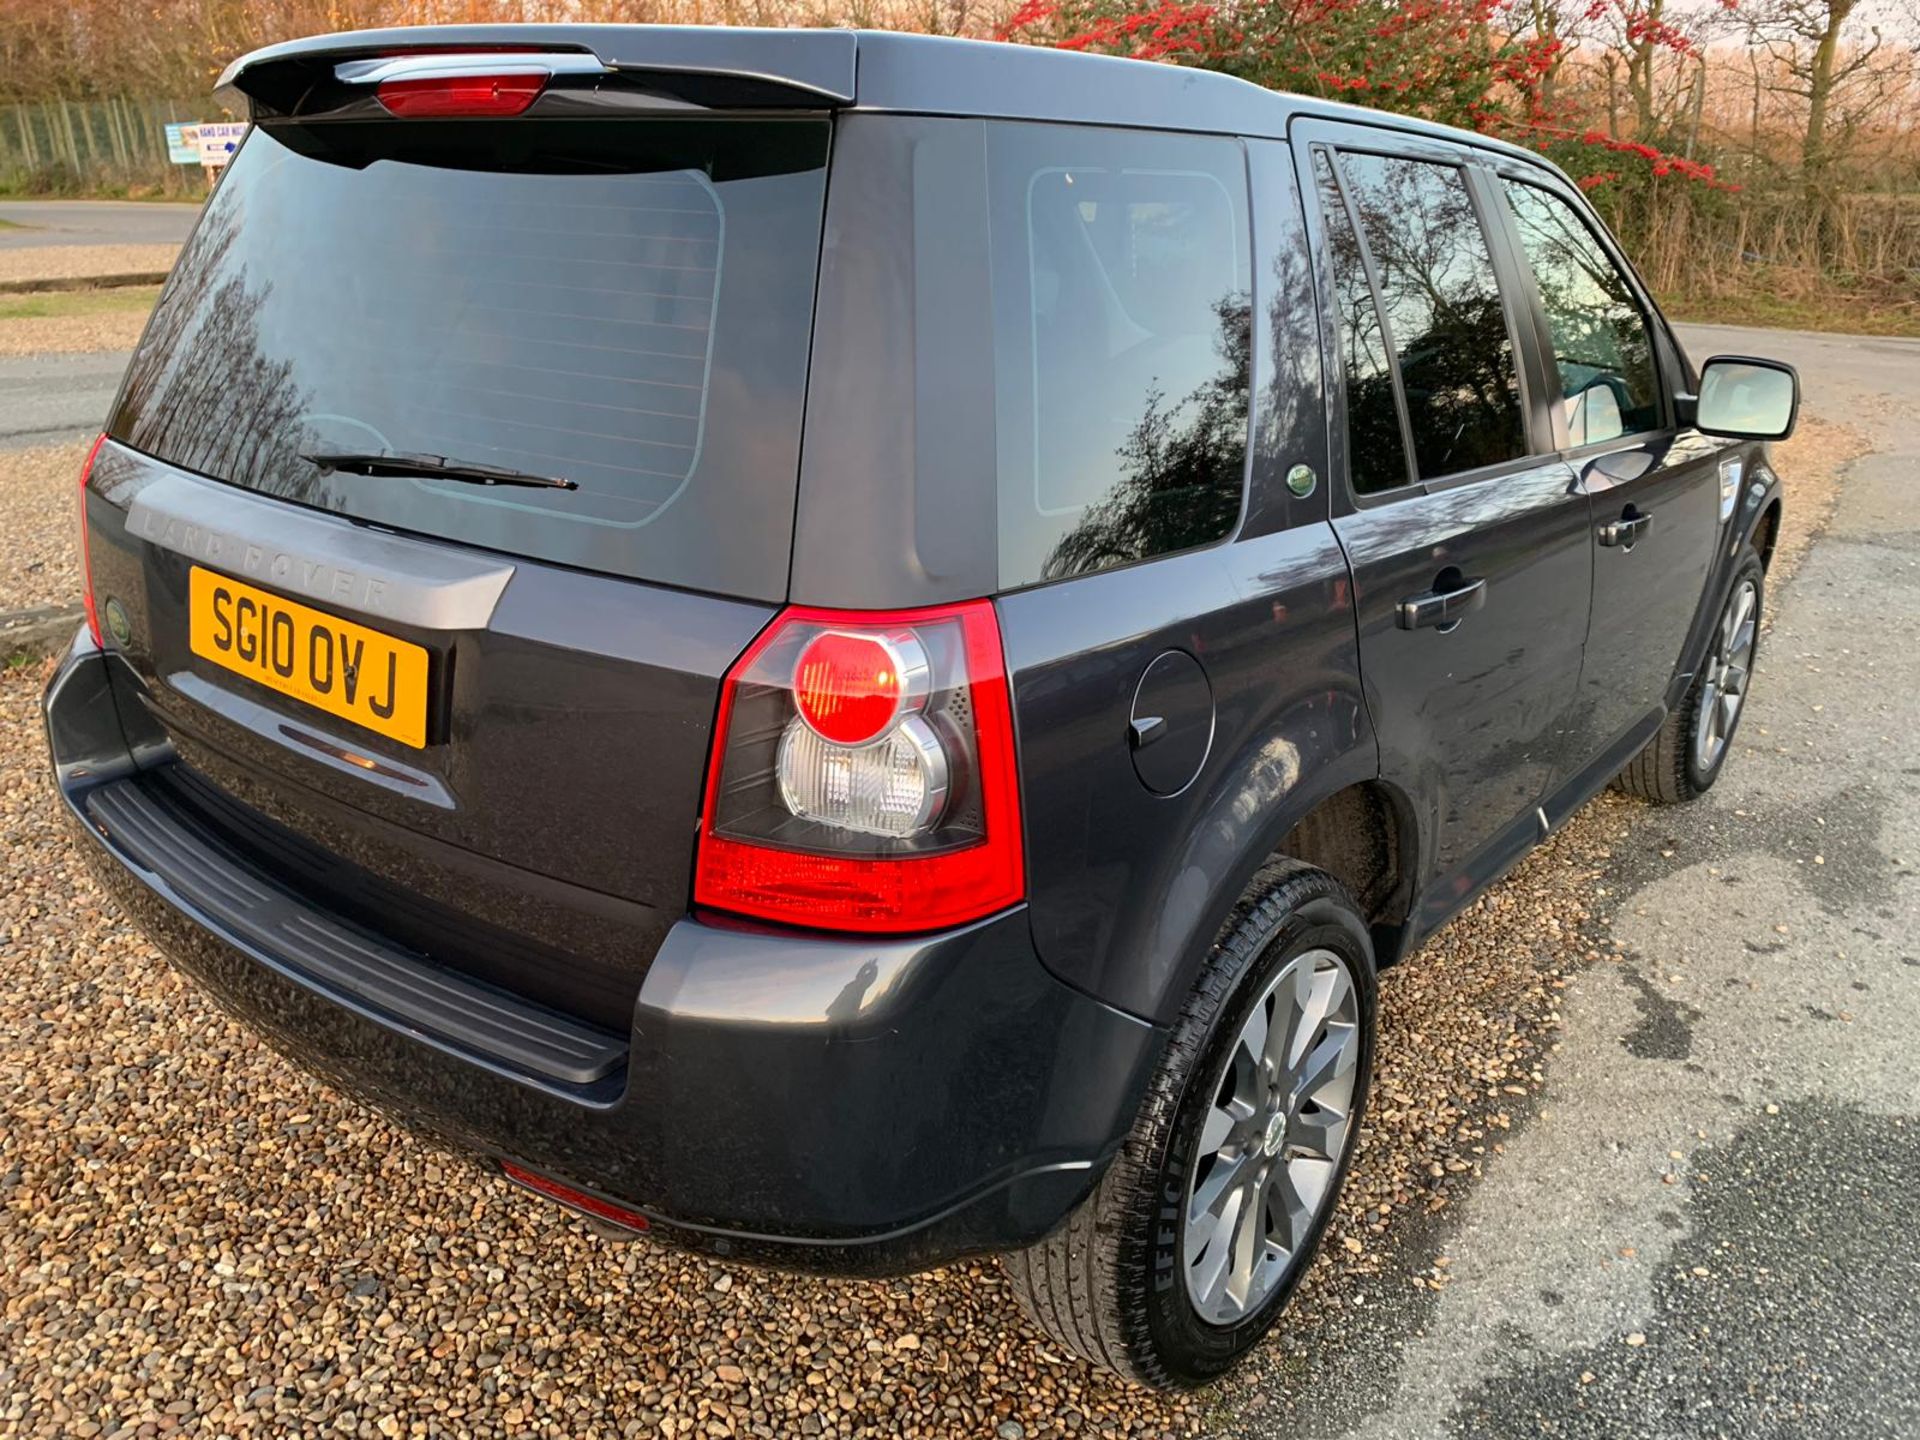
1488 173 1725 771
1294 127 1592 929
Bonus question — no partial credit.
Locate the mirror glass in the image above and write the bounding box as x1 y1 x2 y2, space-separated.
1697 358 1797 439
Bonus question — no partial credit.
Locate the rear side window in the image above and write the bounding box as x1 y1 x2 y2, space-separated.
1501 181 1661 446
111 118 829 601
986 125 1252 585
1335 152 1527 482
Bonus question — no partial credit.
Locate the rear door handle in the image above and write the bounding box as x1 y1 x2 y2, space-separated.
1397 576 1487 632
1598 510 1652 548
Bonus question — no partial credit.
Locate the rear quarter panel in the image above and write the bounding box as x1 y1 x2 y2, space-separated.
1000 137 1371 1024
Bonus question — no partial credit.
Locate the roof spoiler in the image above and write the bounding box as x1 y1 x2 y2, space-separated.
215 24 858 118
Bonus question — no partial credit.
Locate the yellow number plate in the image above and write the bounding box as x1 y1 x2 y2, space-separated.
188 567 430 749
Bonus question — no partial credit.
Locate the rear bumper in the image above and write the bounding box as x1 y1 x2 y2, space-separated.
44 631 1158 1274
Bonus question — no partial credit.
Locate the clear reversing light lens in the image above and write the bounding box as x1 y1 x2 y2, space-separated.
777 713 950 838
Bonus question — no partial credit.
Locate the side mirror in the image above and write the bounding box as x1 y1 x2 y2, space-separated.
1684 356 1800 441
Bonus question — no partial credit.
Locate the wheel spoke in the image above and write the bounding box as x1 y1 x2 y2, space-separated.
1266 1160 1314 1254
1289 1103 1347 1163
1188 1181 1245 1311
1224 1175 1265 1310
1189 1147 1258 1228
1729 617 1757 666
1292 1021 1358 1104
1265 959 1316 1075
1197 1103 1238 1156
1237 994 1270 1078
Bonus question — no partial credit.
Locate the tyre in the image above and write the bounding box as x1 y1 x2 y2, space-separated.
1616 548 1765 805
1003 859 1377 1388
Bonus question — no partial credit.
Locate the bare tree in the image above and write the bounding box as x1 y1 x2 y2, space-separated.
1745 0 1910 207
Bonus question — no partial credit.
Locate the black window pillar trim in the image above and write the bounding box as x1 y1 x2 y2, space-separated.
1462 163 1566 461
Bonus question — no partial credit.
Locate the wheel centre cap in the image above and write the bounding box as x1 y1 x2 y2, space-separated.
1262 1110 1288 1157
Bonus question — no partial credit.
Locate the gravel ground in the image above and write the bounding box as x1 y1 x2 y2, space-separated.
0 312 151 360
0 412 1858 1439
0 246 178 287
0 442 89 613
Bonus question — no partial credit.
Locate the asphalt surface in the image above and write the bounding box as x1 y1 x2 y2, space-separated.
0 201 197 449
1229 323 1920 1438
0 199 201 249
0 351 133 450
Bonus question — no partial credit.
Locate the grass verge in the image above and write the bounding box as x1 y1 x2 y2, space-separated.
0 285 161 321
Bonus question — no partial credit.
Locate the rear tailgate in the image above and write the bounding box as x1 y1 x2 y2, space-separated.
87 76 830 1027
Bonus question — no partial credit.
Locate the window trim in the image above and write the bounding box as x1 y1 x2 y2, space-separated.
1483 166 1678 460
1303 135 1550 508
1315 143 1420 500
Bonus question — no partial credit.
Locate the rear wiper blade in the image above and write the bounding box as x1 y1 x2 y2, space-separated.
302 450 577 491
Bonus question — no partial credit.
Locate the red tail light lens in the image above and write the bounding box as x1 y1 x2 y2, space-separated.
501 1161 649 1233
793 630 918 746
695 600 1025 934
76 433 106 646
376 73 546 118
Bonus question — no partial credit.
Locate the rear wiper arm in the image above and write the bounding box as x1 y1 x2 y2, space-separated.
302 450 577 491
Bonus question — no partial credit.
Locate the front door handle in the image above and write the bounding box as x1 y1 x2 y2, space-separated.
1397 575 1487 632
1598 509 1652 548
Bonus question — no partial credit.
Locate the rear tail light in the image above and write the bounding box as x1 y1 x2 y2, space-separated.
76 433 106 646
376 73 547 118
695 601 1025 934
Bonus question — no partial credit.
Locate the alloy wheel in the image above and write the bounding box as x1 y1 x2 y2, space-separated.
1181 947 1361 1326
1694 578 1758 775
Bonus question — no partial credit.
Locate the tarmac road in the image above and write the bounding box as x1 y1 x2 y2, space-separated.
0 198 201 249
1229 323 1920 1438
0 351 134 450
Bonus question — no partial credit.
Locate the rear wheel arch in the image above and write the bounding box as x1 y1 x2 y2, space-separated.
1272 779 1419 966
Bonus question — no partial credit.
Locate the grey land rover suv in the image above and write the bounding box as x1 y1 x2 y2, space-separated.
44 25 1798 1386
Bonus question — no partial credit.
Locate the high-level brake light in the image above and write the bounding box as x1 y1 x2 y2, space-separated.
376 73 547 118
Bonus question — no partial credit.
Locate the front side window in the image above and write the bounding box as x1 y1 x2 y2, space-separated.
1337 152 1528 481
1502 181 1661 447
986 124 1252 585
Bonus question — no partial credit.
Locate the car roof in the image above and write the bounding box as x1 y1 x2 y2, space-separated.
218 23 1555 172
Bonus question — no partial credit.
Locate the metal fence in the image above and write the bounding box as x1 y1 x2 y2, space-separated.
0 98 209 193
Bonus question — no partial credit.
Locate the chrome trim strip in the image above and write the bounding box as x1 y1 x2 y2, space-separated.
126 473 514 631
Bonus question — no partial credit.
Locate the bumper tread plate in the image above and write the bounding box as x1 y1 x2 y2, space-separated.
83 777 626 1086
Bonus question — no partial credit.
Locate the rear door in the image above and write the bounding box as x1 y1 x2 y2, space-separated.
1485 169 1723 774
90 105 831 1026
1293 122 1591 931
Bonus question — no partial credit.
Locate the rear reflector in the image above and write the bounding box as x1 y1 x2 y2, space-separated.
501 1161 650 1233
76 433 106 646
376 73 546 118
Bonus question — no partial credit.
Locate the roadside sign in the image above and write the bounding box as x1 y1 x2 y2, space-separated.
195 122 248 168
163 124 200 165
162 121 245 168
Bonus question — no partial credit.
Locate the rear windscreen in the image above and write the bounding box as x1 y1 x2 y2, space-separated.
110 117 829 601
